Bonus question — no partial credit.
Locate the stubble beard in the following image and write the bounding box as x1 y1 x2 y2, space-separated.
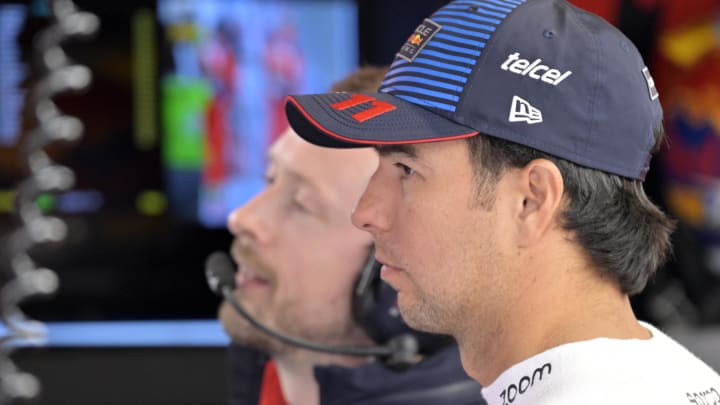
219 294 364 356
397 288 458 335
219 299 292 355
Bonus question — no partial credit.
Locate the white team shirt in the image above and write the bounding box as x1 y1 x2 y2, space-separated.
481 322 720 405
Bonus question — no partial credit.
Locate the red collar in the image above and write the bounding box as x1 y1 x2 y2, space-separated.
259 360 289 405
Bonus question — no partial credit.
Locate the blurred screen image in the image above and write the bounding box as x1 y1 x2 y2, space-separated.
158 0 358 227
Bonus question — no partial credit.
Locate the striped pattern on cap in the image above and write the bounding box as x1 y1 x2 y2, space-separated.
379 0 527 114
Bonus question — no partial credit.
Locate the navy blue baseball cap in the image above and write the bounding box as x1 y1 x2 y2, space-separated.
285 0 663 180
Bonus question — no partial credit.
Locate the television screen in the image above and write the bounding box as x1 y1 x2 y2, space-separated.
0 0 358 324
158 0 358 227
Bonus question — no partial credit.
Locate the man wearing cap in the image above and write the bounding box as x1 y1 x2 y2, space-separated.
285 0 720 404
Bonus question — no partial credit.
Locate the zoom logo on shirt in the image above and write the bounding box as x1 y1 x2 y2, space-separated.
500 362 552 405
687 387 720 405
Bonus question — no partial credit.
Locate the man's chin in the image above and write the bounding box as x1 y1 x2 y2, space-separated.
398 298 447 334
233 329 290 354
219 302 294 354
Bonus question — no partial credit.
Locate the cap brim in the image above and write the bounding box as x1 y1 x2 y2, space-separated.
285 92 478 148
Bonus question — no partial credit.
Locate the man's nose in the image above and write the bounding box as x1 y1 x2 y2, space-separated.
227 191 273 244
351 169 393 236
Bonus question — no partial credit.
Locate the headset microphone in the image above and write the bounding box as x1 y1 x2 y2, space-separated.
204 251 418 367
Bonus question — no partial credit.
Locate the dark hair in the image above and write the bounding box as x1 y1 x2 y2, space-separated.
465 128 675 295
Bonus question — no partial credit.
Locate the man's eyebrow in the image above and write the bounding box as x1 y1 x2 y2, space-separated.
267 147 332 204
374 144 418 158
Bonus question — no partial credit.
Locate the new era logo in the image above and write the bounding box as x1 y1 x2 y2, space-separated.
509 96 543 124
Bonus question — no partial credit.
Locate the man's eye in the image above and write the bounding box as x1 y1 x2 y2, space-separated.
263 174 275 185
394 162 416 178
293 199 310 212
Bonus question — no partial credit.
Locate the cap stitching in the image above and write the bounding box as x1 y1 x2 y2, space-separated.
456 0 536 125
565 2 599 165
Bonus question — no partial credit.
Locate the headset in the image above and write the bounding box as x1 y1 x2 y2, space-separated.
351 247 453 355
205 249 452 368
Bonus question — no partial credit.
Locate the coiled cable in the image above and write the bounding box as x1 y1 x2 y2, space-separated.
0 1 98 403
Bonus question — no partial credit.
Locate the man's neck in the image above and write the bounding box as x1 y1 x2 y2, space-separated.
274 354 319 405
457 250 651 386
273 350 370 405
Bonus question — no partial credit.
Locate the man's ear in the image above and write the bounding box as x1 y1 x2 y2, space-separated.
514 159 564 248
